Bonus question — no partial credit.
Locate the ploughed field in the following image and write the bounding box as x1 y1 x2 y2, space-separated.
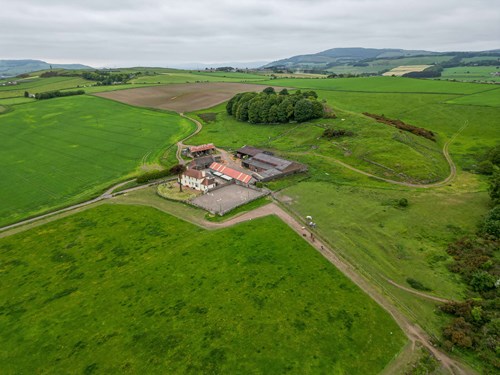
94 82 289 113
0 95 193 227
0 204 405 374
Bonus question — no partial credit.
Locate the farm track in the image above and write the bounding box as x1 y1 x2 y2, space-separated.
176 113 203 164
0 193 475 374
299 120 468 189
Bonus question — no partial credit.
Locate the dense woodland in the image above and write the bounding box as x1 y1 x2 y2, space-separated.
33 90 85 100
226 88 328 124
439 170 500 372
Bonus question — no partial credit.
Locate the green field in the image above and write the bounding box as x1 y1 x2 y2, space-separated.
0 96 194 226
0 76 91 99
188 76 498 362
440 66 500 82
257 76 489 94
0 204 405 374
327 56 454 75
130 71 266 85
446 87 500 107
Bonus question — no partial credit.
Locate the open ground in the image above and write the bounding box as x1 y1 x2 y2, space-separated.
0 203 406 374
94 82 290 113
1 74 498 373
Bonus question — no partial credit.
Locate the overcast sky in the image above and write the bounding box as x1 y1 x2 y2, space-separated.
1 0 499 68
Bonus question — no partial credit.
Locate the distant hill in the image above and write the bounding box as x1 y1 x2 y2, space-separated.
262 47 500 71
0 60 92 78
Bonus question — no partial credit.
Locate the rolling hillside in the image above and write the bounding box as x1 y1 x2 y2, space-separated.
0 59 92 78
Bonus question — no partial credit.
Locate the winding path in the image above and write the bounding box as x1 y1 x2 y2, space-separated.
176 113 203 164
295 120 468 189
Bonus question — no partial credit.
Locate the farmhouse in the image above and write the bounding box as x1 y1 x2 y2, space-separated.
209 162 253 184
242 152 308 182
189 143 216 157
179 168 216 192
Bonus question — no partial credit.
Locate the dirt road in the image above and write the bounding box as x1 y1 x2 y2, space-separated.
198 202 473 374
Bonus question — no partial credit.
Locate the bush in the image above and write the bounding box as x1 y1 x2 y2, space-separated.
322 128 354 139
406 278 431 291
136 169 172 184
35 90 85 100
398 198 409 207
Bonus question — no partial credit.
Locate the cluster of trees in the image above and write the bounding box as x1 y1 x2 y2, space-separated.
439 173 499 370
322 128 353 138
33 90 85 100
363 113 436 141
475 145 500 175
226 88 328 124
81 71 133 85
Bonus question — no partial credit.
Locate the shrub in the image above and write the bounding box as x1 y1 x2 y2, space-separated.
136 169 172 184
406 278 431 291
398 198 409 207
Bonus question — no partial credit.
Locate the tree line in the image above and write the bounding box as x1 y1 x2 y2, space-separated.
31 90 85 100
81 71 134 85
438 171 499 371
226 87 329 124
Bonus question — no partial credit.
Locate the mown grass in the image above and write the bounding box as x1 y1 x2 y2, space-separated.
0 204 406 374
0 95 194 226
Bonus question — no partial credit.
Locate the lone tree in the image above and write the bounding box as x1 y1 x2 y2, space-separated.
170 164 187 192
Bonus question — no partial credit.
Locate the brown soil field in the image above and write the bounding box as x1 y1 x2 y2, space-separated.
94 82 287 112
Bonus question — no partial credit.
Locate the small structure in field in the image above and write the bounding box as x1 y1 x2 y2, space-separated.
189 143 216 158
209 162 253 185
179 168 216 192
189 155 221 170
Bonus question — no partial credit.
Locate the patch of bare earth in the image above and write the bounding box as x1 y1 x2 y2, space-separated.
94 82 289 112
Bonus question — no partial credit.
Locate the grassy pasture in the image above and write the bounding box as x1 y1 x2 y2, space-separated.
130 71 266 85
0 96 193 226
281 180 489 336
445 88 500 107
0 204 405 374
440 66 500 82
0 76 91 99
327 56 454 74
256 76 490 94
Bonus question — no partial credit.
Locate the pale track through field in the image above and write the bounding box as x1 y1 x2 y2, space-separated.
0 114 475 373
292 120 469 189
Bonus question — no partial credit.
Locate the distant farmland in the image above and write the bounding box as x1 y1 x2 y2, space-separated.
0 95 193 226
382 65 431 76
94 82 288 112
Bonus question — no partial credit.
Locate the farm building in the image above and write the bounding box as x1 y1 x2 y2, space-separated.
242 152 307 182
209 162 253 184
235 145 269 159
189 155 221 170
179 168 216 192
189 144 216 158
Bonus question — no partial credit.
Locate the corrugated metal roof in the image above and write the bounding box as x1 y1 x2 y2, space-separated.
209 162 252 184
236 145 264 157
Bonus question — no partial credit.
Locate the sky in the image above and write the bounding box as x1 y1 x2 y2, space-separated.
1 0 499 68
